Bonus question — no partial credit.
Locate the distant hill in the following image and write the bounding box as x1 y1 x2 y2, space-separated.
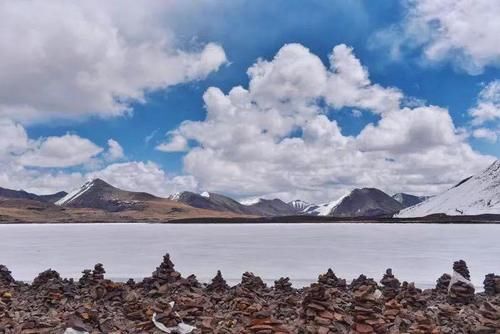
392 193 430 209
0 187 66 203
170 192 298 216
304 188 403 217
397 160 500 217
56 178 158 212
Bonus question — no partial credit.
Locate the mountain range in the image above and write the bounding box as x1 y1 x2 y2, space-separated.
0 160 499 222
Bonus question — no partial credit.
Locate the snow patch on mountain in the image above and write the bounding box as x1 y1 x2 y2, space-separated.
55 180 95 206
168 192 181 201
304 194 348 216
240 198 263 206
288 200 310 211
396 160 500 217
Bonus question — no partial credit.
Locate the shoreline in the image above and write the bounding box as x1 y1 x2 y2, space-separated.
1 214 500 225
1 255 499 333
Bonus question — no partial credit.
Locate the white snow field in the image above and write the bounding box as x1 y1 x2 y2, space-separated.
1 223 499 288
397 160 500 217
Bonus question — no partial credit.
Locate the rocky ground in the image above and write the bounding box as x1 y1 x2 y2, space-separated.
0 256 499 334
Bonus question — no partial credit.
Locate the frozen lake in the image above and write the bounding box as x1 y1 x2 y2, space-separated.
1 223 499 288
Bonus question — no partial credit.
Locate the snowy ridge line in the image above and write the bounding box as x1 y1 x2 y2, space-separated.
55 180 95 206
396 160 500 217
305 193 348 216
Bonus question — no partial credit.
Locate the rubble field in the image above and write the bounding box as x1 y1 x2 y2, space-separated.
0 255 499 333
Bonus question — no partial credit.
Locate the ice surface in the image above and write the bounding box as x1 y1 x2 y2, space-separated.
1 223 499 288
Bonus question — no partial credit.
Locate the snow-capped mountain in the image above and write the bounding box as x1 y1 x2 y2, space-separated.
392 193 430 209
304 188 403 217
302 194 348 216
245 198 299 216
56 178 158 212
396 160 500 217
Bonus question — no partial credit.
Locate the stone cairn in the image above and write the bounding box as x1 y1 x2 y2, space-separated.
448 260 475 304
79 269 92 286
92 263 105 282
435 273 451 293
207 270 229 292
380 268 401 300
273 277 298 324
30 269 66 307
399 282 427 310
318 268 347 288
31 269 62 288
408 310 439 334
241 271 267 291
0 265 15 319
274 277 293 293
301 283 348 333
483 273 500 296
144 253 182 289
350 274 373 291
0 265 15 286
351 278 385 334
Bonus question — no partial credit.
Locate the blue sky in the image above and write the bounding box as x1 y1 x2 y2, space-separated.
0 0 499 202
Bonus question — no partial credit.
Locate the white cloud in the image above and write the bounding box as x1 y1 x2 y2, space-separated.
472 128 498 143
0 0 226 123
469 80 500 125
325 44 403 113
19 134 103 168
158 43 494 202
374 0 500 74
156 131 189 152
357 106 461 153
104 139 125 161
0 119 29 158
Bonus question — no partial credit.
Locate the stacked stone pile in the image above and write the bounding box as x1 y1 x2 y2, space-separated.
483 273 500 296
448 260 475 304
0 257 498 334
351 279 385 334
380 269 400 300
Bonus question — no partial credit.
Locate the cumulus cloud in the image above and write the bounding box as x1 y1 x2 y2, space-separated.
0 1 225 196
325 45 403 113
104 139 125 161
0 119 29 158
156 131 189 152
357 106 461 153
19 134 103 168
373 0 500 74
158 43 494 202
0 0 226 123
469 80 500 125
472 128 498 143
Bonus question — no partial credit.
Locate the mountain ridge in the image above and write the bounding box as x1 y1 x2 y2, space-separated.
397 160 500 217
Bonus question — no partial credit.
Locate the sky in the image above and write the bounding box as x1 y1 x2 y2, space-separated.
0 0 499 203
